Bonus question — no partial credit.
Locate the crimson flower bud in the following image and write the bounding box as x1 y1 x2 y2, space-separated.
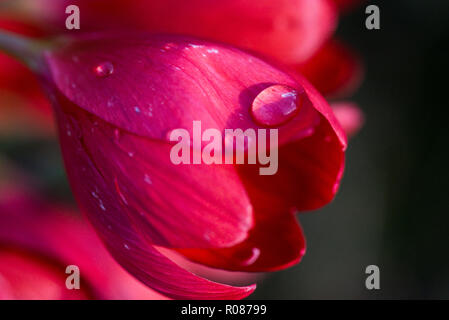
0 184 163 299
34 33 347 299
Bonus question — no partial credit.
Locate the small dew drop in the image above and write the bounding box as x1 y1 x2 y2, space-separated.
207 48 219 54
134 106 141 113
128 151 135 158
123 243 130 250
164 42 177 50
94 62 114 78
250 85 301 127
144 174 152 185
203 232 213 241
99 201 106 211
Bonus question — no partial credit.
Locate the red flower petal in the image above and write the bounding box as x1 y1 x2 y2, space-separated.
295 39 363 97
140 0 339 64
53 97 253 249
180 76 346 272
50 111 256 298
331 101 364 137
41 33 345 287
34 0 337 64
179 209 306 272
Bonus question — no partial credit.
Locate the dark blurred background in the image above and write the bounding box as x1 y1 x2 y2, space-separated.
1 0 449 299
252 0 449 299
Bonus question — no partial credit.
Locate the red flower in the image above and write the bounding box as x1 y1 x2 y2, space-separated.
0 184 164 299
9 1 363 137
0 18 53 136
30 0 338 64
32 33 347 299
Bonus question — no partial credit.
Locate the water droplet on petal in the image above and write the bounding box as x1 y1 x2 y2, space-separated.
144 174 152 185
123 243 130 250
94 62 114 78
207 48 219 54
66 115 82 139
251 85 301 127
203 231 214 241
163 42 178 50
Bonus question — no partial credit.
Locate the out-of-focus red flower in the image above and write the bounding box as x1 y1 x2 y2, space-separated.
331 102 364 138
296 39 363 98
7 1 363 137
0 184 166 299
27 0 338 65
34 33 346 298
0 17 53 136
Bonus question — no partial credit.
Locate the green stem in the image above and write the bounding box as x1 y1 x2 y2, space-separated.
0 30 48 73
